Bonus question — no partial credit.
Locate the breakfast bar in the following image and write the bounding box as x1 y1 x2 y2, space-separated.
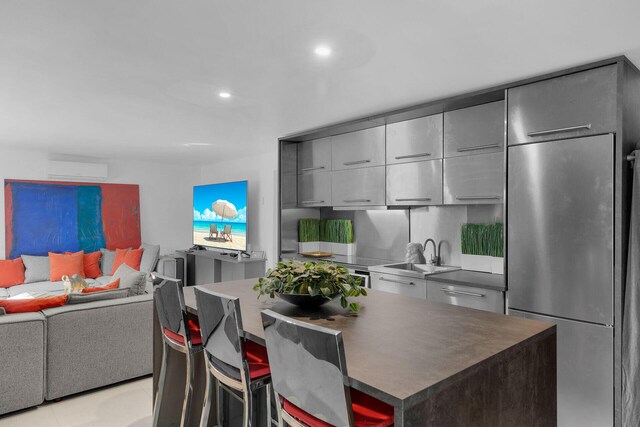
153 279 556 426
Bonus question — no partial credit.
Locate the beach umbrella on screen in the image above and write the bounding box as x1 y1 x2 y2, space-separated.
212 200 237 220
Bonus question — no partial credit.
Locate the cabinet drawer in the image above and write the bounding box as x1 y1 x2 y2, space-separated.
386 114 442 164
386 160 442 206
508 65 617 145
370 272 427 299
443 152 504 205
297 171 331 207
331 166 385 206
298 137 332 173
332 127 385 170
444 101 504 157
427 282 504 313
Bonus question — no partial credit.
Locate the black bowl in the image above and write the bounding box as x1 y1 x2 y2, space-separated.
275 292 338 308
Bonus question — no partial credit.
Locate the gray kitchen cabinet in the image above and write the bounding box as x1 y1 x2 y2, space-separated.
386 160 442 206
427 281 504 313
444 101 504 157
331 166 385 207
370 272 427 299
297 171 331 207
386 114 443 164
331 127 385 170
443 152 503 205
508 64 617 145
297 137 332 173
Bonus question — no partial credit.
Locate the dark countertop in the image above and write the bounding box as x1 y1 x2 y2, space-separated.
427 269 506 292
182 279 554 411
280 252 399 271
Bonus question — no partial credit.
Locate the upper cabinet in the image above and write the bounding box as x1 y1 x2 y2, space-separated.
386 160 442 206
297 137 332 173
332 127 385 171
508 65 617 145
386 114 443 164
332 166 386 207
443 152 504 205
298 171 331 207
444 101 504 157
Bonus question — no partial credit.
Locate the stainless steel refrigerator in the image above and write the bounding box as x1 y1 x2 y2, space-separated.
508 134 615 427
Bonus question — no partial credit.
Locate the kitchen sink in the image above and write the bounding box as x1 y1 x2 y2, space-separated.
368 263 460 279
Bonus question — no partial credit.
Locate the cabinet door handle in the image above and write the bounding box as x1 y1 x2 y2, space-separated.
380 276 415 286
441 288 485 298
300 166 325 172
395 153 431 160
300 200 325 204
343 159 371 166
455 195 501 200
527 124 591 137
395 198 431 202
344 199 371 203
456 144 500 152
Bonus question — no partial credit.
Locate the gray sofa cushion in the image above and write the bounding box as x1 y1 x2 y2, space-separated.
7 279 98 297
0 288 8 299
99 249 116 276
0 307 4 315
0 312 45 414
21 255 50 283
113 264 147 296
66 289 130 305
95 276 114 286
139 243 160 273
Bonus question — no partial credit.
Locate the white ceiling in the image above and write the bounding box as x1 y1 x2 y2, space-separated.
2 0 640 164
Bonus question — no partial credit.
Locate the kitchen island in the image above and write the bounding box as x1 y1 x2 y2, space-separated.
153 279 556 426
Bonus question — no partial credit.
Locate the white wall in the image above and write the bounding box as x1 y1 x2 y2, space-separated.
199 148 279 265
0 148 197 259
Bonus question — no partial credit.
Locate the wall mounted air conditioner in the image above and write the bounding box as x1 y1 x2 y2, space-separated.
47 160 108 182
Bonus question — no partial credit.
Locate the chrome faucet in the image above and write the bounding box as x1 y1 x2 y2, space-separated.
423 238 442 266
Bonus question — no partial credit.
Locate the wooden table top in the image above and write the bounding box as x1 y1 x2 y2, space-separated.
182 279 554 406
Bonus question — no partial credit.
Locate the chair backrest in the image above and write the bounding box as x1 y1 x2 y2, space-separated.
224 225 232 233
193 286 245 377
210 224 218 232
152 274 193 345
261 310 353 427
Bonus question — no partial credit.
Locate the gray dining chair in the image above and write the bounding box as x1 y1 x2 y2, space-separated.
152 274 203 427
193 286 273 427
260 309 394 427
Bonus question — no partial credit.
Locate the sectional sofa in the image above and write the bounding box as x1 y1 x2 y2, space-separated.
0 249 177 416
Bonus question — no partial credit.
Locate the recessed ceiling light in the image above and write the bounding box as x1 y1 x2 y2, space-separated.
314 45 332 57
219 92 231 99
183 143 212 147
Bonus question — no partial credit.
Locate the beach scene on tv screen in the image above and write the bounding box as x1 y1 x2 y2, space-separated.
193 181 247 251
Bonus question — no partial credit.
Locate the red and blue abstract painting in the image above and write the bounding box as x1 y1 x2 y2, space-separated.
5 180 141 259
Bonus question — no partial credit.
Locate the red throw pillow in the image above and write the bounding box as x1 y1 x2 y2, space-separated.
67 251 102 279
0 295 68 314
111 248 143 275
49 251 85 281
82 278 120 293
0 258 25 288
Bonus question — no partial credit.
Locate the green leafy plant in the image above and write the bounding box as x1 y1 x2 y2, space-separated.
461 223 503 257
253 260 366 313
298 219 320 242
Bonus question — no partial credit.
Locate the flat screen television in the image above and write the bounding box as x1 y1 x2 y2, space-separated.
193 180 248 252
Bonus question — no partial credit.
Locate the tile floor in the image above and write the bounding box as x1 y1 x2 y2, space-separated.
0 376 153 427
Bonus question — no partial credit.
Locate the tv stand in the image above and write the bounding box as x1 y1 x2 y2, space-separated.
176 250 266 286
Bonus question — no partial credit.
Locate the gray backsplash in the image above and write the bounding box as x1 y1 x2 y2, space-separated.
354 210 409 261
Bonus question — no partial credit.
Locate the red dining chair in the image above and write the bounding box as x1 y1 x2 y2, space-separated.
260 309 394 427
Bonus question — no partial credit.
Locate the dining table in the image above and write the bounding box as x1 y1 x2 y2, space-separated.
153 278 556 426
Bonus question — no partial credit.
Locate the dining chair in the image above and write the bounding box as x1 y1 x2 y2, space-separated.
260 309 394 427
152 274 203 427
193 286 273 427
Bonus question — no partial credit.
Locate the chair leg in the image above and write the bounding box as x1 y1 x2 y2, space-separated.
243 388 253 427
152 342 169 427
266 383 273 427
181 350 196 427
215 378 223 427
200 370 216 427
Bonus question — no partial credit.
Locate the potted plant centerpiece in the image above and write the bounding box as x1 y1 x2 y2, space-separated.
253 260 366 313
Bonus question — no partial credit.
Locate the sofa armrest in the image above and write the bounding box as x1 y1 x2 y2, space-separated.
41 294 153 400
0 312 46 415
